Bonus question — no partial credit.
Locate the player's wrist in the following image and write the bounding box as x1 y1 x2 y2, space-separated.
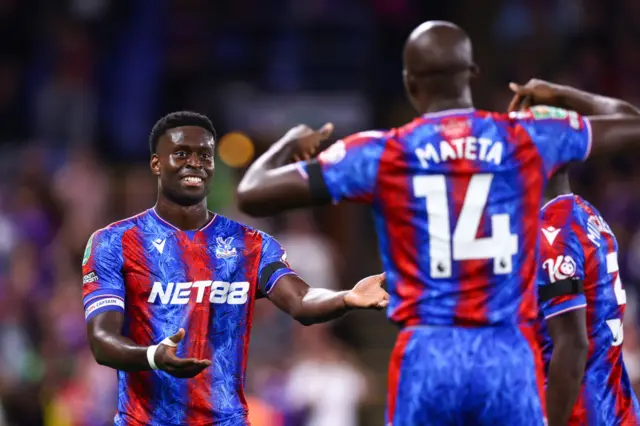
146 345 160 370
342 290 356 310
146 336 178 371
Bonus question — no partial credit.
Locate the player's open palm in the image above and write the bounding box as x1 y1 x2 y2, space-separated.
508 79 563 112
281 122 334 162
154 328 212 378
344 272 389 310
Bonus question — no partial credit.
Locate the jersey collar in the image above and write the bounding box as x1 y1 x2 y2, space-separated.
422 107 475 119
149 208 217 233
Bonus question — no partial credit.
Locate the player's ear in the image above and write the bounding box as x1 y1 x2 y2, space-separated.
469 63 480 79
150 154 161 176
403 70 418 97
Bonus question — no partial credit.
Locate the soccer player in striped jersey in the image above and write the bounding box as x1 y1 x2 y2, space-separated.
537 177 640 426
82 111 389 426
236 21 640 426
510 80 640 425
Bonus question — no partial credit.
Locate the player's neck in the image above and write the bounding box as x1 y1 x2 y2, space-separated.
544 173 572 204
419 95 473 115
154 198 212 231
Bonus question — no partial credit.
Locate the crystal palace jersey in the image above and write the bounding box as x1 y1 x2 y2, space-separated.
537 194 640 425
299 106 592 327
81 209 295 426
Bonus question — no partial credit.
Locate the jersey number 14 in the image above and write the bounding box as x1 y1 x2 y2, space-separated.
413 173 518 278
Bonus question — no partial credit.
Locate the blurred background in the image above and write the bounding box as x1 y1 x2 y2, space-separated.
1 0 640 425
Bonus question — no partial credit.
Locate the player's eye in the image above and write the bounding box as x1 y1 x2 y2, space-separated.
174 151 187 158
201 153 213 160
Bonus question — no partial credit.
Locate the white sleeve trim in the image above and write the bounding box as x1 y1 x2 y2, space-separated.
295 162 309 180
544 303 587 320
265 270 297 295
582 117 593 161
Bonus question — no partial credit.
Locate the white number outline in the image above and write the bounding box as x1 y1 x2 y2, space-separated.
606 252 626 346
413 173 518 278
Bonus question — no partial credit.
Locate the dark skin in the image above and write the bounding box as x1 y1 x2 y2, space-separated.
237 23 640 216
87 125 389 378
541 169 589 426
523 86 640 426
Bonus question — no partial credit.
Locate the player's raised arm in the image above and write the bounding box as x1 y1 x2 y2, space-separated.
236 124 334 216
237 124 386 217
255 232 389 325
83 229 211 377
537 205 589 426
509 79 640 156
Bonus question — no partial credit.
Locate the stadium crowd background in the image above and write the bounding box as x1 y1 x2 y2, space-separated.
1 0 640 425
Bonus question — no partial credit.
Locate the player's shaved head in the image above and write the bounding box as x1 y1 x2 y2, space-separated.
403 21 476 114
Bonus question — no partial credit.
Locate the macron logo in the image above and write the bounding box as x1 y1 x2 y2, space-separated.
541 226 561 245
152 238 166 254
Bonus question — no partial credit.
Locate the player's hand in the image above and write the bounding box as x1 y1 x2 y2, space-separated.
279 122 334 162
508 79 563 112
344 272 389 310
154 328 212 378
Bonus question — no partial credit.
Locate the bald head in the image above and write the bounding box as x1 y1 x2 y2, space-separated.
403 21 473 74
402 21 475 113
404 21 473 75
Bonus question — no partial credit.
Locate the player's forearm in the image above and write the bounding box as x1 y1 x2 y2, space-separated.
238 138 294 196
88 313 153 371
237 140 304 216
556 86 640 117
90 329 153 371
292 288 350 326
546 340 588 426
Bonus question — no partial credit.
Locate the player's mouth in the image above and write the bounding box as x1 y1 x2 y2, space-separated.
181 176 205 187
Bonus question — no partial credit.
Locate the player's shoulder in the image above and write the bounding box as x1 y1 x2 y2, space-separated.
572 195 601 218
211 214 277 246
317 129 390 165
572 196 615 243
87 210 148 244
505 105 577 121
82 211 149 265
543 194 601 225
540 194 580 229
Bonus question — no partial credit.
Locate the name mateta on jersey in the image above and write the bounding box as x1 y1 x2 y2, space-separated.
415 137 504 169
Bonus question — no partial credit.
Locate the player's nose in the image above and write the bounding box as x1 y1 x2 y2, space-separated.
185 153 203 169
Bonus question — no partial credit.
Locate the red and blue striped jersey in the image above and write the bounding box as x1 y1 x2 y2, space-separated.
81 209 295 426
299 106 592 327
537 194 640 425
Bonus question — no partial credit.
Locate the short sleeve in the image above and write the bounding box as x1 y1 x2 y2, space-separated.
514 106 592 178
82 228 126 322
257 233 297 297
537 210 587 319
296 131 387 204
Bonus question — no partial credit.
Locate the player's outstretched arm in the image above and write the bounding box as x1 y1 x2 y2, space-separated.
237 123 335 216
267 272 389 325
509 79 640 117
508 79 640 155
87 311 211 377
545 308 589 426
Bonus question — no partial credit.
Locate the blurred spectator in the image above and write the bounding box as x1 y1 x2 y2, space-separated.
276 210 340 290
35 22 96 149
286 324 367 426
